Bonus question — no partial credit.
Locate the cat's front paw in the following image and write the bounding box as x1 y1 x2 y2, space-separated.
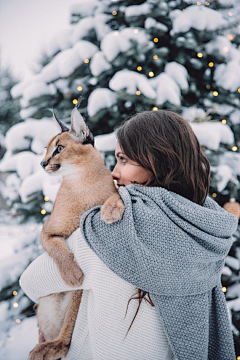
101 193 125 224
57 252 84 287
28 339 69 360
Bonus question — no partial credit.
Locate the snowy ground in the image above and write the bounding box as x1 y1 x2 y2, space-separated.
0 214 41 359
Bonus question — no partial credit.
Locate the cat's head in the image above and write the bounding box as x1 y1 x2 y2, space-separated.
40 107 95 176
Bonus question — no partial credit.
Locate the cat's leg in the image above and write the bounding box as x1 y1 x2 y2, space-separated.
28 290 82 360
101 192 125 223
40 230 83 287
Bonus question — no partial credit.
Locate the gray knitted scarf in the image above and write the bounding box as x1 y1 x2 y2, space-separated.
80 184 238 360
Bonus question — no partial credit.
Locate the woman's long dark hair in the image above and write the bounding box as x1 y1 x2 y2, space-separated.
115 110 210 335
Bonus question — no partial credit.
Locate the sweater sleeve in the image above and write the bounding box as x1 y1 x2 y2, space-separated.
19 229 84 304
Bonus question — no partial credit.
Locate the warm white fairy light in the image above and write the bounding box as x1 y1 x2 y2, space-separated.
136 91 141 95
153 55 158 59
148 71 154 77
222 287 227 292
208 62 214 67
84 59 89 63
223 47 229 53
238 88 240 93
44 196 49 201
137 66 142 71
152 107 158 111
197 2 201 5
13 291 17 296
206 85 210 89
114 31 119 36
16 319 21 324
77 86 83 91
134 29 139 33
228 12 233 16
213 91 218 96
153 38 158 43
232 146 238 152
38 245 43 249
205 2 210 5
197 52 203 58
41 209 46 215
72 99 78 105
227 34 234 41
212 193 217 198
112 10 117 15
13 303 18 308
222 119 227 124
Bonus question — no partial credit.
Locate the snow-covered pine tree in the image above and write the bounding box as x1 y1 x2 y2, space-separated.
0 1 240 358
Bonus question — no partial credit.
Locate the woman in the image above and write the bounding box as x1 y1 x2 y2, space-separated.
20 110 238 360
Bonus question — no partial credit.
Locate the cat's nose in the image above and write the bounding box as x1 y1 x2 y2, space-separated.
41 161 48 169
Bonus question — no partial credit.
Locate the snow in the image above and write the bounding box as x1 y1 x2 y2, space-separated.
101 28 149 62
20 106 38 120
205 36 240 63
0 316 38 360
90 51 111 77
170 5 227 35
70 0 99 18
164 62 188 91
189 122 234 151
125 3 151 17
211 164 233 192
22 81 57 104
181 107 206 122
214 60 240 92
87 88 117 117
150 73 180 106
109 69 156 99
145 18 168 32
230 109 240 125
219 151 240 176
44 28 73 58
95 132 117 153
225 255 240 271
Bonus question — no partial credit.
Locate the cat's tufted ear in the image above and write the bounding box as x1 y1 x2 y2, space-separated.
52 110 69 133
70 107 94 146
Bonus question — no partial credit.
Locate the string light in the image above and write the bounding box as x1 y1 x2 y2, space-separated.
197 2 201 5
136 91 141 95
182 9 185 11
77 86 83 91
222 119 227 124
137 66 142 71
205 2 210 5
38 245 43 249
84 59 89 63
148 71 154 77
213 91 218 96
208 62 214 67
41 209 46 215
153 107 158 111
114 31 119 36
13 291 17 296
44 196 49 201
197 52 203 58
153 55 158 59
212 193 217 198
227 34 234 41
228 12 233 16
232 146 238 152
206 85 210 89
237 356 240 360
72 99 78 105
222 287 227 293
134 29 139 33
238 88 240 93
223 47 229 53
112 10 117 15
153 38 158 43
13 303 18 308
16 319 21 324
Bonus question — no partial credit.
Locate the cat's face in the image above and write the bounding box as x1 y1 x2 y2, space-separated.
40 108 94 176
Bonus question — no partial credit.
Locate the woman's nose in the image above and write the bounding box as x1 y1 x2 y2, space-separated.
112 164 120 179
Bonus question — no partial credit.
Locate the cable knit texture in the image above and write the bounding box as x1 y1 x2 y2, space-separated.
80 184 238 360
20 229 176 360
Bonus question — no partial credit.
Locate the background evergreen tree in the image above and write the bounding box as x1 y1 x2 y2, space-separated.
0 1 240 358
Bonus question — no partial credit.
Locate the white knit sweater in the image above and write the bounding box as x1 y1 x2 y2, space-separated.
20 229 176 360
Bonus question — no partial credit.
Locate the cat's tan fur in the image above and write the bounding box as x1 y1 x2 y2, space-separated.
28 108 124 360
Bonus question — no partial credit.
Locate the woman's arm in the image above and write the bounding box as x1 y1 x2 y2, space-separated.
19 229 83 303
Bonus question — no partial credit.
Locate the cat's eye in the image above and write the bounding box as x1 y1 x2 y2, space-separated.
57 145 64 152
